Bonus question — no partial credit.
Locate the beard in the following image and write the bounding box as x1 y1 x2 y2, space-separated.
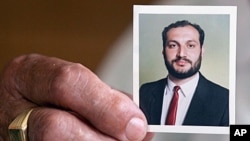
164 54 202 79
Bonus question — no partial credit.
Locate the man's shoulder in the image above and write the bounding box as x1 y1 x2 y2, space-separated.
139 78 166 101
199 74 229 93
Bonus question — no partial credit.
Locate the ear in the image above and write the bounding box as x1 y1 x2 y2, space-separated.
162 48 167 58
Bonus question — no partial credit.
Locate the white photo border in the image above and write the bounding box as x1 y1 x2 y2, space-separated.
133 5 237 134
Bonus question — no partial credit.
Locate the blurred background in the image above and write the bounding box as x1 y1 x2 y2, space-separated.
0 0 152 71
1 0 249 141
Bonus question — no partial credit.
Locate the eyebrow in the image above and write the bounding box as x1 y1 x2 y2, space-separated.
186 40 199 44
167 40 178 44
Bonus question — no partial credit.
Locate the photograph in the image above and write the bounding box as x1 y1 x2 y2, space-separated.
133 5 236 134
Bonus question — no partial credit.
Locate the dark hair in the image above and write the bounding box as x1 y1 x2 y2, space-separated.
162 20 205 48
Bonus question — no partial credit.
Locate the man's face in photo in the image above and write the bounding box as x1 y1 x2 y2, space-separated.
163 25 204 79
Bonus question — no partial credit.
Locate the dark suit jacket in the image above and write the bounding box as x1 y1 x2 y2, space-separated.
139 73 229 126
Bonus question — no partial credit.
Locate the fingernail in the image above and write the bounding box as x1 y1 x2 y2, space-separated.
125 117 146 141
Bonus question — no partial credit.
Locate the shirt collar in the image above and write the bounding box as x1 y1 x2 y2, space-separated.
167 73 199 97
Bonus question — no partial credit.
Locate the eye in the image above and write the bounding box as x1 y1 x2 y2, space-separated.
167 43 178 49
186 41 199 49
187 44 195 48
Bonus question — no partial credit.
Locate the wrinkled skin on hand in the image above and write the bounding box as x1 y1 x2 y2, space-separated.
0 54 153 141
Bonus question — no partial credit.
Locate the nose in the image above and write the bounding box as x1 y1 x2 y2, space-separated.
177 45 187 57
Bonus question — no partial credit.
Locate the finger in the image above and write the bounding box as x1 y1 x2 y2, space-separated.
9 54 148 141
143 132 155 141
0 71 37 141
28 108 117 141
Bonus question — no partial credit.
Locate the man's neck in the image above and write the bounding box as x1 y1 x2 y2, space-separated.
168 72 199 86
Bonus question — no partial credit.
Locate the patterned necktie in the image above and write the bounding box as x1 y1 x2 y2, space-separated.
166 86 180 125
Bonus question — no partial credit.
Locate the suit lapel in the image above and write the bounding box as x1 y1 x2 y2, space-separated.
149 78 167 124
183 74 212 125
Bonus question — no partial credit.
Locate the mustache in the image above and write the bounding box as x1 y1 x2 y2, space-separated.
172 57 192 64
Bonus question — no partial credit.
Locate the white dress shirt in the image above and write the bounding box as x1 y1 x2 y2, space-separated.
160 73 199 125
